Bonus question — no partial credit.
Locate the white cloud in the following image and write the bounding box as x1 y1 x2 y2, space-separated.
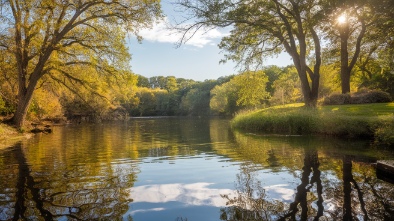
137 18 228 48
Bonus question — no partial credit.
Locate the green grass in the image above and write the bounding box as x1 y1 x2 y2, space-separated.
319 102 394 116
232 102 394 145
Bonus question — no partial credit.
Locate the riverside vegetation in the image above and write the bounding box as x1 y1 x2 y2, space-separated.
232 102 394 145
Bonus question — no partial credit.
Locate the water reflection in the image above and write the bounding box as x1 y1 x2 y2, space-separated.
130 182 232 207
0 118 393 220
0 142 135 220
219 165 285 220
219 132 394 221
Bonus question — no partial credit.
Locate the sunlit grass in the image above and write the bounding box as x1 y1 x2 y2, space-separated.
0 123 27 149
319 103 394 116
232 102 394 145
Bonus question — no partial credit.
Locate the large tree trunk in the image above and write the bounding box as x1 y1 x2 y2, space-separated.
13 70 41 129
340 27 350 94
13 89 35 129
310 73 320 107
295 65 318 108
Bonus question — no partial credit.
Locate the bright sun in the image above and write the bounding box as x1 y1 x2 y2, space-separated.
337 14 347 24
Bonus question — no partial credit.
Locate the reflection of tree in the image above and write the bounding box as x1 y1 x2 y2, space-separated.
1 141 137 220
13 143 53 220
0 144 24 220
339 156 394 221
218 151 324 221
220 165 284 221
342 155 369 221
323 156 392 221
278 151 323 221
229 131 394 221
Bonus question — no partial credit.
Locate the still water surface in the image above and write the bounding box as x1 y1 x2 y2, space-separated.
1 117 394 220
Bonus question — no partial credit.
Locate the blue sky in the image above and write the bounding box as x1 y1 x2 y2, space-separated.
127 0 293 82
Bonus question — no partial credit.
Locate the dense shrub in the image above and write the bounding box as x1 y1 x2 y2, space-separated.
322 93 351 105
323 89 392 105
351 90 392 104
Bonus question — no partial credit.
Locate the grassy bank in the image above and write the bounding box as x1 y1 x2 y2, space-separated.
0 123 30 149
232 103 394 145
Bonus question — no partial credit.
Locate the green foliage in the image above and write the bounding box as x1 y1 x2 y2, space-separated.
165 76 178 92
210 81 238 115
0 97 14 116
0 49 17 115
28 89 63 121
319 64 341 98
137 75 151 88
181 85 211 116
132 88 159 116
262 65 282 95
210 71 269 115
178 80 217 116
236 71 270 106
270 67 302 106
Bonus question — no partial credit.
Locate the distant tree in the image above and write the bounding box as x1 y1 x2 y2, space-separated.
165 76 179 92
181 88 203 115
134 88 157 116
318 64 341 98
180 80 218 115
176 78 197 97
262 66 283 96
271 67 302 105
0 0 161 128
233 71 270 107
211 71 269 115
137 75 151 88
157 76 167 89
210 82 238 115
154 89 170 115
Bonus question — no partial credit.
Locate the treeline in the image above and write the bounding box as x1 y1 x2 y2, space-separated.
2 62 391 122
131 64 393 117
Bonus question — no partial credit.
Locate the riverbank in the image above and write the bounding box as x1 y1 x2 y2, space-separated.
0 123 32 149
232 102 394 145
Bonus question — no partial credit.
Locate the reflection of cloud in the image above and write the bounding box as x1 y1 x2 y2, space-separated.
264 184 295 201
128 208 165 216
137 17 227 48
129 182 232 207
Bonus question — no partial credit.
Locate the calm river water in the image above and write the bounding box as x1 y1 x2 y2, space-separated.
1 117 394 220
